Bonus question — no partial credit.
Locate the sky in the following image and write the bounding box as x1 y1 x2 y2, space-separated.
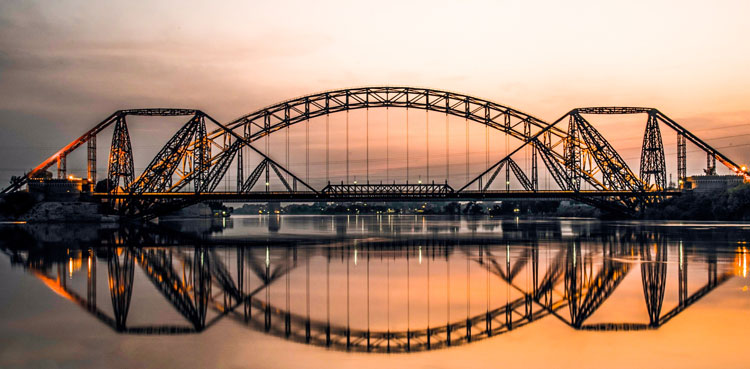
1 0 750 188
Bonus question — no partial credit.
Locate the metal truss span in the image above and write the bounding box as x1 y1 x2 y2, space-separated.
4 88 750 220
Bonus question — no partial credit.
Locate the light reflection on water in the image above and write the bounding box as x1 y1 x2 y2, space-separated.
1 216 750 368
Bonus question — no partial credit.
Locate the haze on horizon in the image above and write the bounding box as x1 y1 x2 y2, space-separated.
1 0 749 186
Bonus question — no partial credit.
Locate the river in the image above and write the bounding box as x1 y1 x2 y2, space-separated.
1 215 749 368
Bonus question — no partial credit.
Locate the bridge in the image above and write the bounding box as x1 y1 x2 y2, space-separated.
2 87 746 219
0 222 739 352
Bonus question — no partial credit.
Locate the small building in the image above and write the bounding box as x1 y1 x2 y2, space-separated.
683 175 744 194
27 177 93 201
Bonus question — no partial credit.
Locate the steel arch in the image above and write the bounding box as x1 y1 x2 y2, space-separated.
185 87 610 197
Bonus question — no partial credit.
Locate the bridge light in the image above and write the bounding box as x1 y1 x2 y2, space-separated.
353 180 357 184
265 182 269 186
506 181 510 185
742 166 747 172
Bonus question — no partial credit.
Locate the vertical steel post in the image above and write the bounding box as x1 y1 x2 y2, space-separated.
87 135 96 183
677 133 686 186
57 155 66 179
236 147 243 193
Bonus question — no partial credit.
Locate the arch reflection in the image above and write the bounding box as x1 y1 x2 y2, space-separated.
0 221 742 352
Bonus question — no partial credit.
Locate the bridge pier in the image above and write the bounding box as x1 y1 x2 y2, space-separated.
268 203 281 232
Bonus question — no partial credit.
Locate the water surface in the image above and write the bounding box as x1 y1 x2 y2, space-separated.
1 215 749 368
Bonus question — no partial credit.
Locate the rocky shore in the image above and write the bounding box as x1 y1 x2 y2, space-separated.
3 201 118 223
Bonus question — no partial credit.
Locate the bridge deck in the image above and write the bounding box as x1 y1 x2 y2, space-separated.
93 190 680 202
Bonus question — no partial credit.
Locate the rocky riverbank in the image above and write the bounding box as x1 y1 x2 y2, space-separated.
5 201 118 223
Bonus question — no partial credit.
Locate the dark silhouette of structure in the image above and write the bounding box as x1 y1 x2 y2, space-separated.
3 88 748 219
0 222 738 352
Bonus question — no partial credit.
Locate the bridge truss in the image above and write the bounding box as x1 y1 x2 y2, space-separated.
2 87 748 219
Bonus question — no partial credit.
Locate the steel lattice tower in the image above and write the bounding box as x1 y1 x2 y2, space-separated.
108 115 135 192
640 113 666 190
564 114 581 191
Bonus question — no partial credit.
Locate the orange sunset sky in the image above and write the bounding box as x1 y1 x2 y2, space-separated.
1 0 749 187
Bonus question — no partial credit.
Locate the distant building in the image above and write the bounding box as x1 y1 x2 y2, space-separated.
683 175 744 193
27 177 93 201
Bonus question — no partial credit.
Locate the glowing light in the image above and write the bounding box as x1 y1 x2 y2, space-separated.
265 182 269 186
354 248 358 266
265 247 270 267
418 246 422 264
743 166 747 171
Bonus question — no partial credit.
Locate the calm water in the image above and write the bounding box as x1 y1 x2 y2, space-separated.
1 215 750 368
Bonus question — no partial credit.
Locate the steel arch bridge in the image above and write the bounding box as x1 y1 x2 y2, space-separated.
2 87 748 219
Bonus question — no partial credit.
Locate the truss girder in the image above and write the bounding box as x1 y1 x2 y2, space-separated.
478 157 535 192
322 183 455 197
269 161 292 192
128 114 203 195
201 141 240 193
170 140 242 193
535 141 575 191
122 114 206 216
483 161 506 191
6 90 750 220
507 159 534 191
242 159 269 193
571 112 645 192
1 109 201 195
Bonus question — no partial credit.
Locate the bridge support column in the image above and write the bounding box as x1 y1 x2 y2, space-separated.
640 113 666 190
87 136 96 183
87 248 96 309
268 202 280 214
57 155 66 179
268 203 281 232
677 134 686 187
237 147 243 193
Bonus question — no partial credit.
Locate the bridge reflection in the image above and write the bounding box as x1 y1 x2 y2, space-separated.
0 221 742 353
